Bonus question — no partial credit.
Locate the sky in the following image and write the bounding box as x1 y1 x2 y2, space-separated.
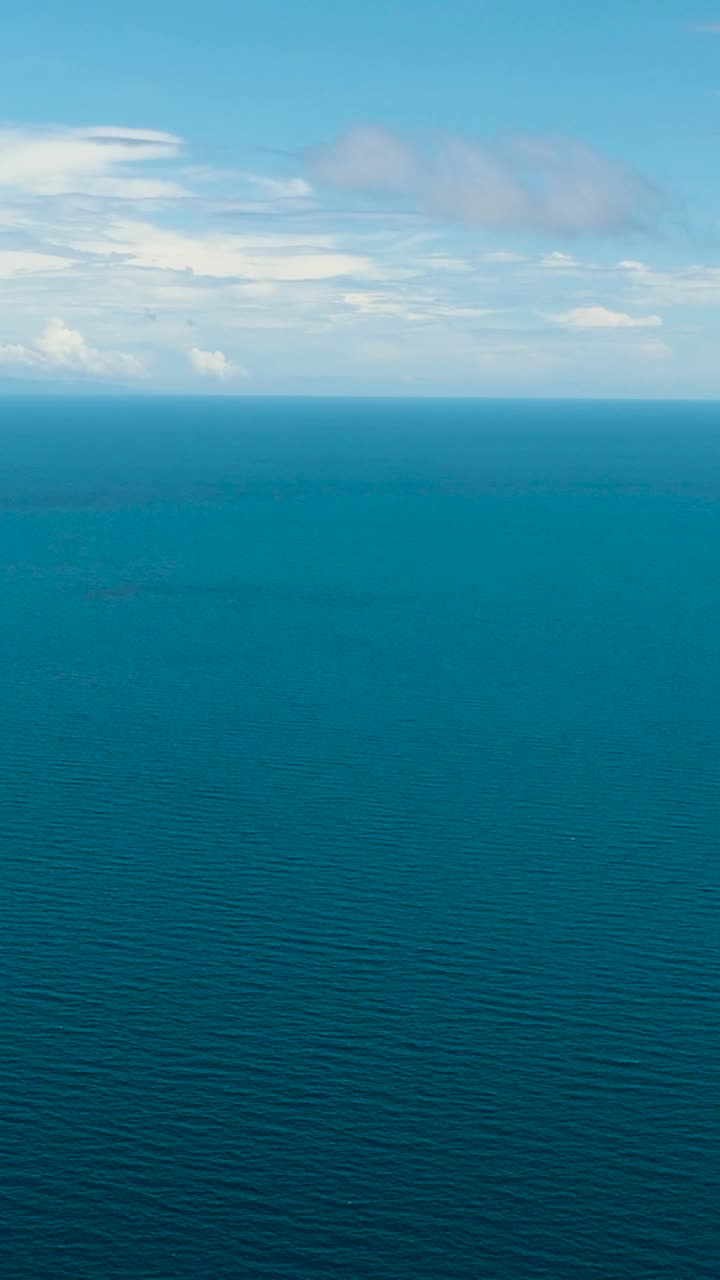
1 1 720 397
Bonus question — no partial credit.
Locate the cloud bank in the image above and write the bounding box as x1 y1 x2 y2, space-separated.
0 117 716 395
309 126 660 235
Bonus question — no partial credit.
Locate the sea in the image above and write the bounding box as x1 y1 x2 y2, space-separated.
1 397 718 1280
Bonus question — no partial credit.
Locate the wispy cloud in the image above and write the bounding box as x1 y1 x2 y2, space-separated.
68 218 379 281
309 126 661 235
340 290 491 323
0 126 186 199
242 173 314 200
0 250 74 278
549 306 663 329
537 251 582 271
617 259 720 304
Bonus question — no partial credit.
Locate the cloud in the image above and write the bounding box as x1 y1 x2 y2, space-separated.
243 174 313 200
0 125 186 199
480 250 526 263
0 342 39 368
309 126 660 235
340 290 491 322
73 219 378 281
421 254 472 271
538 251 582 271
550 305 663 329
0 116 715 397
0 250 74 277
0 317 145 376
341 291 423 319
188 347 246 380
617 259 720 305
689 23 720 32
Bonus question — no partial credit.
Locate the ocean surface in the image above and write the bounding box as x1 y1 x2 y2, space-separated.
1 397 719 1280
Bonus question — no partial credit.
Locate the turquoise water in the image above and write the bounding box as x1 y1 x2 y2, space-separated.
2 398 719 1279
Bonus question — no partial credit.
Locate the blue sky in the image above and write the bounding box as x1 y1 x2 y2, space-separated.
1 1 719 395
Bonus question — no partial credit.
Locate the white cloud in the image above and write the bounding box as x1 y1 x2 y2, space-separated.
243 174 313 199
421 254 472 272
0 208 30 227
0 126 186 199
310 126 659 234
341 290 491 322
0 317 145 377
480 250 526 263
617 259 720 305
233 281 278 299
341 291 418 318
0 342 40 368
188 347 246 380
538 251 582 271
551 306 663 329
73 219 378 281
0 250 74 277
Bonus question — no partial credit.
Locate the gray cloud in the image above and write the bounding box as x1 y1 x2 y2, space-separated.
308 126 660 236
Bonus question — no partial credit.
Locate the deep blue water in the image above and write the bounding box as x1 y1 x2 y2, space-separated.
1 398 719 1279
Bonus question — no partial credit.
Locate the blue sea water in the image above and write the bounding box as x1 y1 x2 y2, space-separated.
1 397 719 1280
